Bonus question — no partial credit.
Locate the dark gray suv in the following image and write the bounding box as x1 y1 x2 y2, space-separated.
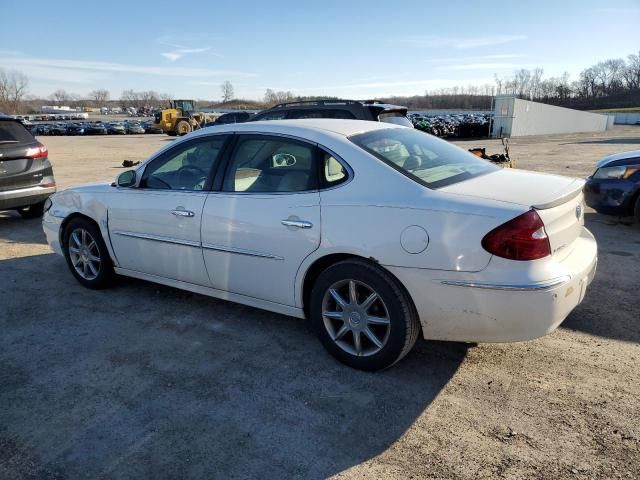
250 99 413 126
0 115 56 218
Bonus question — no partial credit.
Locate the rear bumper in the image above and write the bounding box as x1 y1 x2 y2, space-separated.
0 185 56 210
387 227 598 343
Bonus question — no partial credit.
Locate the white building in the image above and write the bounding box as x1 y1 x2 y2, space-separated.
491 96 610 138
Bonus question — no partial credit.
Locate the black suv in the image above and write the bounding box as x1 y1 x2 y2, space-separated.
250 99 413 126
205 111 254 127
0 115 56 218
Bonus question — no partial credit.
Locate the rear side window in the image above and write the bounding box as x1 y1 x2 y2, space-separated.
350 128 497 189
0 120 35 144
322 152 348 187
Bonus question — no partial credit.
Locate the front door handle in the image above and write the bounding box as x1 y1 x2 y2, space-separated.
171 209 194 217
281 219 313 229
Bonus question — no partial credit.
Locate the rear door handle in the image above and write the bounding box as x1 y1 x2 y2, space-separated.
281 219 313 229
171 209 194 217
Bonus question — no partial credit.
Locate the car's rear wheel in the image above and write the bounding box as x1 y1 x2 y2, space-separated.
634 194 640 224
17 200 46 219
63 218 113 289
310 259 420 371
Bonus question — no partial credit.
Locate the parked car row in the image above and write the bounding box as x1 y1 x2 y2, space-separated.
28 121 163 136
409 113 492 138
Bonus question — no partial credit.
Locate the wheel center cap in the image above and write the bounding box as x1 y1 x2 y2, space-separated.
348 311 362 327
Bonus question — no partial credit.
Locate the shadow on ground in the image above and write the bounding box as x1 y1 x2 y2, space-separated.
561 137 640 145
0 214 48 245
561 213 640 343
0 252 468 479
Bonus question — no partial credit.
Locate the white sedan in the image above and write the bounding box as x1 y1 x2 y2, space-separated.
43 120 597 370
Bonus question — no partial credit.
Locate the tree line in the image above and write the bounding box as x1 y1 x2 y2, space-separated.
2 51 639 114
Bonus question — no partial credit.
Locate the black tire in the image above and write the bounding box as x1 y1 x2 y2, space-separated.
62 217 114 289
17 200 46 218
634 194 640 224
310 259 420 371
176 120 191 136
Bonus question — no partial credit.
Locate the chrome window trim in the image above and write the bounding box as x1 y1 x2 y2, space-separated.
438 276 571 291
202 242 284 260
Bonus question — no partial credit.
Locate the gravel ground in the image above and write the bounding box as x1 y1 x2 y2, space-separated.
1 127 639 479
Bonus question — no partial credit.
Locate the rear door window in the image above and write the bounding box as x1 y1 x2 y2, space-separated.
223 136 318 193
0 120 35 144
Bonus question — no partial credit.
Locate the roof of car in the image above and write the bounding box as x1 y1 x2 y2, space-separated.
203 119 397 137
597 149 640 168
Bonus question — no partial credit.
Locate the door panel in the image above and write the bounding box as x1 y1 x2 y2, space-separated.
107 134 229 286
108 190 210 286
201 192 320 305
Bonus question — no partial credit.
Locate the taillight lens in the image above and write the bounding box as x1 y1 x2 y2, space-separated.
25 142 48 159
481 210 551 261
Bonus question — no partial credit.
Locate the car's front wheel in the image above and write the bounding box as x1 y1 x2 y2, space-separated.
63 218 114 289
310 259 420 371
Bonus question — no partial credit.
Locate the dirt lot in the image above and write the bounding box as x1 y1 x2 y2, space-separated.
1 127 639 479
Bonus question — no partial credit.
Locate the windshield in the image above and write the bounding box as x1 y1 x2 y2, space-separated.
378 111 413 128
350 128 498 189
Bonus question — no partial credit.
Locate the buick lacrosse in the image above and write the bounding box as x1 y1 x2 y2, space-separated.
43 120 597 370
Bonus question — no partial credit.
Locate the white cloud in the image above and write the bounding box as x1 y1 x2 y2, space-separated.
161 47 219 61
0 56 258 79
427 54 526 63
399 34 527 49
435 62 531 71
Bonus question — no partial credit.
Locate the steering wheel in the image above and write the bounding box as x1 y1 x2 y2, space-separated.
178 165 208 189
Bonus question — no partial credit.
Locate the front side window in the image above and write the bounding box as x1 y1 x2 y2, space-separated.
350 128 497 189
142 136 227 190
223 136 318 193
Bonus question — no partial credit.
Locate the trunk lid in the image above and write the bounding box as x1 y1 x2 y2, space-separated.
441 169 585 260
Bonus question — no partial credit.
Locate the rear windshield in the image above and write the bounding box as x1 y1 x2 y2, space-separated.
0 120 34 144
350 128 497 189
378 112 413 128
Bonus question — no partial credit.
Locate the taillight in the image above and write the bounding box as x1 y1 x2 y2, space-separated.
481 209 551 261
25 142 48 159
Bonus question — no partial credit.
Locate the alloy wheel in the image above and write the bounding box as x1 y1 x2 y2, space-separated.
68 228 101 281
321 279 391 357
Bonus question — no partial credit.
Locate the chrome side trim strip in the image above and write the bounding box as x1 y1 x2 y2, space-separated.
439 275 571 291
112 230 200 248
202 242 284 260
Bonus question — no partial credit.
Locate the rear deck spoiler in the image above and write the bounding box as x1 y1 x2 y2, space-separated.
531 179 585 210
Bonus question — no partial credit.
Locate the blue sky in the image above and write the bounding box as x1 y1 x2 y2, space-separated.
1 0 638 100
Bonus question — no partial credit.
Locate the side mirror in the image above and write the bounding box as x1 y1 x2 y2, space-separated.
116 170 137 188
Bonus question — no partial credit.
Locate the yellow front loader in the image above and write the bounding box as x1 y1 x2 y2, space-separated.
153 100 218 136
